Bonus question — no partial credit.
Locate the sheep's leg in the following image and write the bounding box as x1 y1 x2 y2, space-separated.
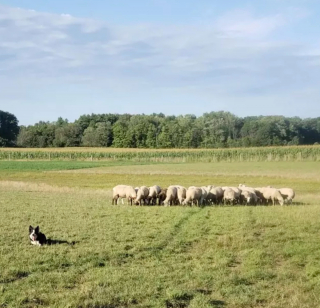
112 195 119 205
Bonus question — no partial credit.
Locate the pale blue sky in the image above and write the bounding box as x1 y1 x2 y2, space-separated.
0 0 320 125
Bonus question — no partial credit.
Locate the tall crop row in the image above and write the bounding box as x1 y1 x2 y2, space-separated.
1 146 320 162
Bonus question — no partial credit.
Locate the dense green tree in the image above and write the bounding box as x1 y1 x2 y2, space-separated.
12 111 320 148
0 110 19 147
53 123 82 147
199 111 238 148
76 113 119 133
16 126 33 148
96 122 113 147
112 115 131 147
17 122 55 148
82 122 113 147
81 127 98 147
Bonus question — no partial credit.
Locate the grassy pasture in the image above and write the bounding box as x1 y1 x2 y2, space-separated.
1 160 320 307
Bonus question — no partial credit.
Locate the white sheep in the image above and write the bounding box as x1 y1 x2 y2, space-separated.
260 187 284 206
148 185 161 205
112 185 137 206
182 187 202 206
135 186 149 205
163 186 178 206
279 188 295 204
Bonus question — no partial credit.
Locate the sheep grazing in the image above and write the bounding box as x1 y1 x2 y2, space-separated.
148 185 161 205
279 188 295 204
112 185 137 206
176 186 187 205
238 184 258 205
200 186 209 205
112 184 295 207
163 185 187 205
240 190 258 205
206 189 216 205
201 186 223 205
135 186 149 205
260 187 284 206
223 187 241 204
169 185 187 205
210 186 224 205
254 188 267 204
223 188 237 205
158 188 167 205
163 186 178 206
182 187 202 206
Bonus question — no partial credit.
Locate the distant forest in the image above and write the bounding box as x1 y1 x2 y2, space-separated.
1 110 320 148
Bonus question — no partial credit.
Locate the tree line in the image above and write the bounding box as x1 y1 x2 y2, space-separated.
1 110 320 148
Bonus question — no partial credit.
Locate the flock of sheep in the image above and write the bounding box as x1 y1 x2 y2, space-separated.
112 184 295 206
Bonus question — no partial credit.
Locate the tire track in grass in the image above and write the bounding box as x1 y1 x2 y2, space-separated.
137 207 205 258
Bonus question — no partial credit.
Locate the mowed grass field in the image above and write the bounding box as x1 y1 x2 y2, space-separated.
1 160 320 308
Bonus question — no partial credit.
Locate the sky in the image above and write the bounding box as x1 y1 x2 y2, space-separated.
0 0 320 125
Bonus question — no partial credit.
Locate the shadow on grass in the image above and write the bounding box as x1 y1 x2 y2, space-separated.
47 239 77 246
0 271 29 284
291 201 307 206
165 291 226 308
196 289 212 295
254 201 307 207
209 300 226 307
165 293 193 308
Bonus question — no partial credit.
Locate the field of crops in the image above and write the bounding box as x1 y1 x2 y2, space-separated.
1 159 320 307
1 145 320 162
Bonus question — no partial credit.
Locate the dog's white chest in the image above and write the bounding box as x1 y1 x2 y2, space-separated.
30 240 42 246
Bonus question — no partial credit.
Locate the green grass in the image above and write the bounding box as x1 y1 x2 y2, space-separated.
0 160 164 172
1 160 320 307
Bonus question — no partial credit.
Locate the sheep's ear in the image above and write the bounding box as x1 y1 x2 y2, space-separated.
35 226 39 233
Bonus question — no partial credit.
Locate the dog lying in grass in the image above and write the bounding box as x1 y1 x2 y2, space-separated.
29 225 47 246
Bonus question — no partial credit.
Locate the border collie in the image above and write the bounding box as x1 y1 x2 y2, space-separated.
29 225 47 246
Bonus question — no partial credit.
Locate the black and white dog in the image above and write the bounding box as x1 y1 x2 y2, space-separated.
29 225 47 246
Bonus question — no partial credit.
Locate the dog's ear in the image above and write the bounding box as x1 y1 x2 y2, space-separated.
29 225 33 232
35 226 39 233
